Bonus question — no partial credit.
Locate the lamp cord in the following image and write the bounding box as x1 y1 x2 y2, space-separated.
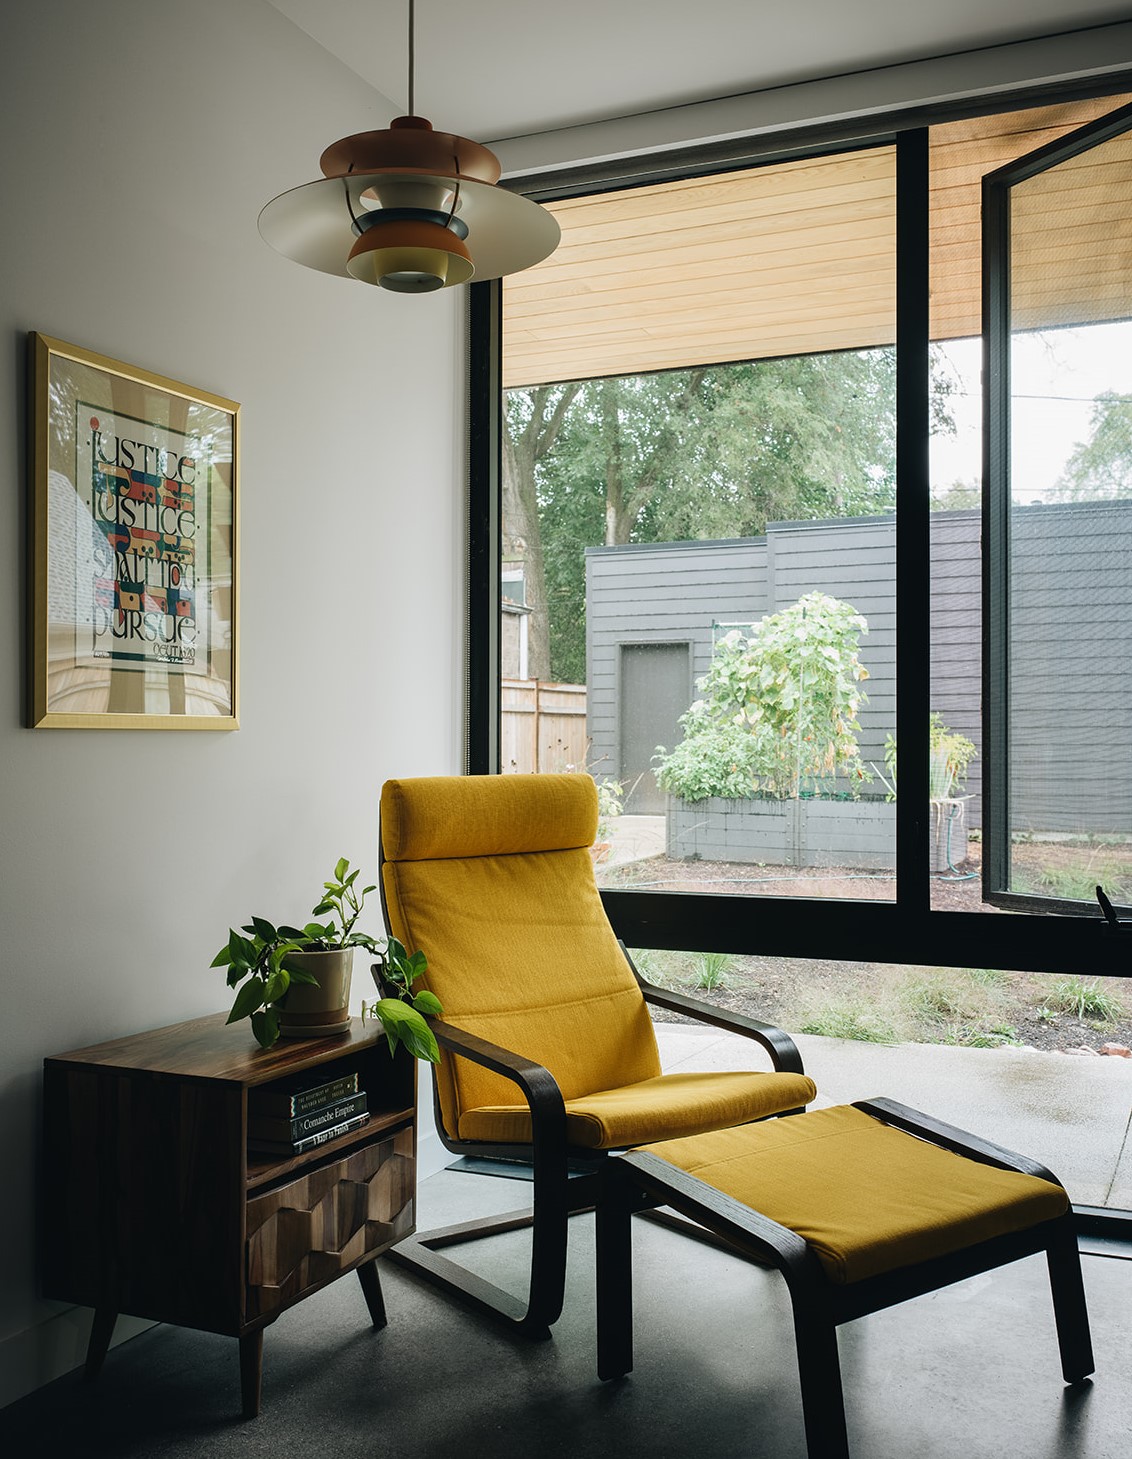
407 0 415 116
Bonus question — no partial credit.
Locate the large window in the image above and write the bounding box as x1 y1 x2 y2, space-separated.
469 94 1132 973
469 84 1132 1220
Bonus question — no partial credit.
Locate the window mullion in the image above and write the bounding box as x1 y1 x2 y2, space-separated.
895 128 931 911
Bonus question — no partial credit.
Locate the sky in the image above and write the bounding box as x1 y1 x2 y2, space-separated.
931 321 1132 501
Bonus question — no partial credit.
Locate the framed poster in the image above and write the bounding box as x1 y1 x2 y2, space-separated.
29 333 239 728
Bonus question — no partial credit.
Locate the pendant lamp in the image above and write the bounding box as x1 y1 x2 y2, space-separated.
258 1 559 293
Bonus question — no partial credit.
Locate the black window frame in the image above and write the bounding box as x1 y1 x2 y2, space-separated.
467 82 1132 984
983 97 1132 917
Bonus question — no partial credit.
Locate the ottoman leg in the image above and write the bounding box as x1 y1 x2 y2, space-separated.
790 1293 850 1459
596 1171 635 1381
1046 1222 1094 1384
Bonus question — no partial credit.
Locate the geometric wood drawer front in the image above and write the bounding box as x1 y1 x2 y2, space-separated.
246 1126 414 1319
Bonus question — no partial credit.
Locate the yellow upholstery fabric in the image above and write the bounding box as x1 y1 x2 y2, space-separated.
643 1105 1069 1284
459 1069 817 1149
382 773 598 862
380 774 815 1146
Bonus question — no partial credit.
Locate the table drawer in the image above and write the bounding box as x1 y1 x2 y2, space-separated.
245 1126 414 1319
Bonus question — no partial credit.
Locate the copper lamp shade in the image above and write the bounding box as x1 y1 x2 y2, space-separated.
259 115 559 292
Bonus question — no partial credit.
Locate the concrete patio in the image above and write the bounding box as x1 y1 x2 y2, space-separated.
656 1022 1132 1209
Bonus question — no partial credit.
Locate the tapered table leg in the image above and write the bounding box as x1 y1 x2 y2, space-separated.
239 1330 264 1419
84 1308 117 1380
357 1258 388 1330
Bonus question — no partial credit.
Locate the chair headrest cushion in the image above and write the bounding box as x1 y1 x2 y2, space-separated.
381 773 599 862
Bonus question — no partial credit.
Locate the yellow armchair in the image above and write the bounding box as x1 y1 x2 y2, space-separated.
379 772 815 1335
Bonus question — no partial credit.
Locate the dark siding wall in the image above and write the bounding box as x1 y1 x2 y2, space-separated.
929 510 982 824
1010 501 1132 834
586 539 769 783
585 503 1132 835
768 519 896 789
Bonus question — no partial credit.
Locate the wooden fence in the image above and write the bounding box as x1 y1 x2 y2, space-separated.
501 679 588 775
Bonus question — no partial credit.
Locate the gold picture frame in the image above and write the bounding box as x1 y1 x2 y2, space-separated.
28 333 239 729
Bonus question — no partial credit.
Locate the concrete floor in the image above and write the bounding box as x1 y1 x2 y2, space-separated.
0 1160 1128 1458
4 1062 1126 1459
3 1023 1128 1455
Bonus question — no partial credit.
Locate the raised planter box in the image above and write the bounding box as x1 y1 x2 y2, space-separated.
667 796 969 872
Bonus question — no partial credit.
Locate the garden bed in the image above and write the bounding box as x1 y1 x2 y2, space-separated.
666 794 968 872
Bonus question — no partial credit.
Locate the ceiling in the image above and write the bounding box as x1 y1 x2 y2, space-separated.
502 94 1132 386
266 2 1132 142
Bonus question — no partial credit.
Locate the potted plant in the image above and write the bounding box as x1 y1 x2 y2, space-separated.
211 857 441 1058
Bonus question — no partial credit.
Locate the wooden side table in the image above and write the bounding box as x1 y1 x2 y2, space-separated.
42 1012 416 1416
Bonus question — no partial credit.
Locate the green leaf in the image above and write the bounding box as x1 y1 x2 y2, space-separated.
268 941 301 972
277 925 308 940
210 946 233 969
361 885 377 897
334 857 349 882
249 916 277 942
345 932 381 953
251 1007 280 1049
374 999 440 1063
227 975 267 1023
232 932 259 964
280 955 321 986
263 969 290 1004
412 990 443 1017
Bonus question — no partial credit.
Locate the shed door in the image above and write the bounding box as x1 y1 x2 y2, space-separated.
619 643 691 813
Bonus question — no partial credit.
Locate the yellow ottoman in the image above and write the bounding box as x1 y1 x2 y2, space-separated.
596 1097 1093 1459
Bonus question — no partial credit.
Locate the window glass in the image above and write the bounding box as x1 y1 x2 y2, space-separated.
928 98 1132 911
1000 126 1132 909
639 946 1132 1209
503 146 899 901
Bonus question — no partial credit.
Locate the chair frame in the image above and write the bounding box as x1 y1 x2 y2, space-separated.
379 937 808 1339
595 1096 1095 1459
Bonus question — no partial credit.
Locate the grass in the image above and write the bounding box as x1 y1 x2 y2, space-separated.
629 948 685 988
941 1023 1022 1048
797 997 899 1044
899 967 1011 1031
1046 977 1124 1024
692 951 730 990
630 947 731 993
785 965 1031 1049
1011 850 1132 905
639 944 1129 1053
967 967 1009 988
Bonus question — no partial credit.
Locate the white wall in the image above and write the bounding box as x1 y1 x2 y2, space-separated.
0 0 464 1404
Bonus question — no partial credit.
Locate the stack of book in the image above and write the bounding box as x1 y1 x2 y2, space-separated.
247 1069 369 1156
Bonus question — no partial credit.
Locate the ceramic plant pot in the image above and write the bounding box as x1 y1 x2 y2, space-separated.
277 947 354 1038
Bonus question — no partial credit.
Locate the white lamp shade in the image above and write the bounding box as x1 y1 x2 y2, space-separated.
259 170 560 284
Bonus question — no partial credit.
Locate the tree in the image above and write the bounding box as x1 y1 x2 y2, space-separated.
502 383 583 681
504 346 953 683
1052 391 1132 501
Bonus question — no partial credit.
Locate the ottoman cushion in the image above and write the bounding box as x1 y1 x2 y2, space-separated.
641 1104 1069 1284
